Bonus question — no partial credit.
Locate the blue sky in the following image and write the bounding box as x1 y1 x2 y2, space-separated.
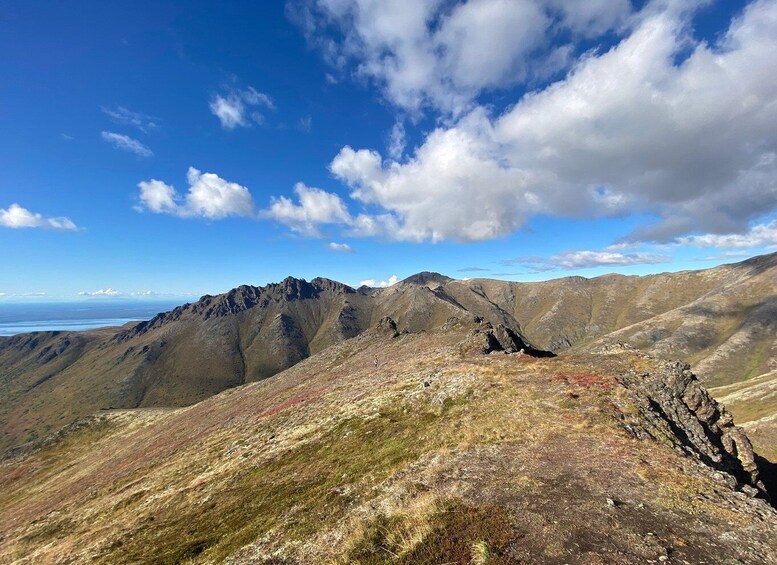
1 0 776 300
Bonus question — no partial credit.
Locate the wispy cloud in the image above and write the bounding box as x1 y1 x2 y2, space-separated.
504 251 670 271
77 289 193 298
456 266 491 273
78 288 121 297
0 292 49 298
678 220 777 249
298 115 312 132
101 106 158 132
328 242 354 253
0 203 78 231
388 121 405 160
101 131 153 157
690 251 754 262
210 86 275 129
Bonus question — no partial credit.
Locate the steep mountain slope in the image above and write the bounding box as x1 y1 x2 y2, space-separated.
711 370 777 462
0 253 774 454
582 254 777 387
451 252 777 376
1 321 774 563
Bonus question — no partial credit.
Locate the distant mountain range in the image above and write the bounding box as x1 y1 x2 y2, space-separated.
0 252 775 457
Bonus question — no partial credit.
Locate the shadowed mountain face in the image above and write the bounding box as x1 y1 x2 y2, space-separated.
0 253 775 453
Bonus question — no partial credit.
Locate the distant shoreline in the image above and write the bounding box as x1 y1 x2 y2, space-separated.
0 300 183 337
0 318 142 336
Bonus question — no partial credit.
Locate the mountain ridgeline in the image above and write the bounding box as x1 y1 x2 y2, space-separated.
0 253 775 454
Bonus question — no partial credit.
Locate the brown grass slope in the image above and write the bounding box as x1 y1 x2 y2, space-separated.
450 252 777 373
711 369 777 463
0 321 774 564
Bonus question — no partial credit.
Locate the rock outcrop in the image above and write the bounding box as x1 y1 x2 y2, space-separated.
376 316 400 338
614 355 765 495
468 319 554 357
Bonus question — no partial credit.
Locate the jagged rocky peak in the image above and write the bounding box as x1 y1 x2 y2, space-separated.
264 276 354 301
310 276 356 295
400 271 453 288
115 276 357 342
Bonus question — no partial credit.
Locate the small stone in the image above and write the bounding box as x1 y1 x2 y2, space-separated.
740 484 759 497
606 497 617 507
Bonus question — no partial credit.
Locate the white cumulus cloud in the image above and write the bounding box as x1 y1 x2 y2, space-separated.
101 131 153 157
359 274 399 288
275 0 777 244
265 183 352 236
0 203 78 231
293 0 631 115
136 167 256 219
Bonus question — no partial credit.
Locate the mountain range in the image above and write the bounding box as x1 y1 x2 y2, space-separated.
0 252 776 562
1 253 775 457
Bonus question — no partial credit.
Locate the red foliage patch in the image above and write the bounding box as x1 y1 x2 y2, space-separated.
259 388 325 418
553 373 615 391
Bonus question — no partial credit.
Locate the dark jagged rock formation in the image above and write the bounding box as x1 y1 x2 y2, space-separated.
467 319 554 358
376 316 400 338
597 342 765 494
617 358 764 494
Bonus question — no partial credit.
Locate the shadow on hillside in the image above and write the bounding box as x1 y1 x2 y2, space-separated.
756 454 777 508
683 297 777 321
727 251 777 275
